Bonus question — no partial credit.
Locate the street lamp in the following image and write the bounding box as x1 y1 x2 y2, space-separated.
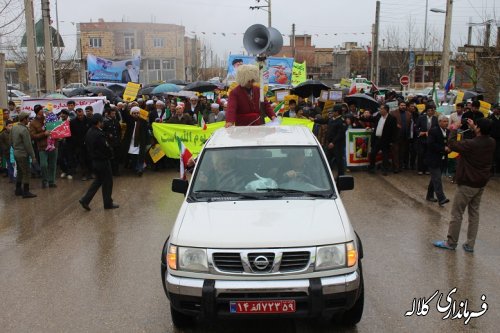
422 4 446 86
249 0 272 27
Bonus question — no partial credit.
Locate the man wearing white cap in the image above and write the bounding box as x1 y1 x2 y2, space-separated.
208 103 225 123
155 100 168 122
122 106 149 176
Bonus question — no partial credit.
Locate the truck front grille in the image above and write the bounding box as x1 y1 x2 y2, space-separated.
280 251 311 272
212 252 243 273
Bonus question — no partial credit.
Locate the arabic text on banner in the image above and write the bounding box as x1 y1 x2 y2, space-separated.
123 82 141 102
153 118 314 159
291 61 307 86
21 97 106 116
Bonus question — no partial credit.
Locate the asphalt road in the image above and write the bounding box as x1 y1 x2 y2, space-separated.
1 170 499 332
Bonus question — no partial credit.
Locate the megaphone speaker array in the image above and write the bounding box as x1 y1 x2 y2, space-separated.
243 24 283 56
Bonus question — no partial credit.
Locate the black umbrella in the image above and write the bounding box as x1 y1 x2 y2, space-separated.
107 84 126 96
463 90 484 101
183 81 218 93
344 93 380 112
138 86 156 96
66 87 91 97
292 80 330 98
86 86 116 101
167 79 187 85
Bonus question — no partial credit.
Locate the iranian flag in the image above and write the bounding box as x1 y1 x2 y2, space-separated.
273 101 285 114
176 136 193 180
198 111 207 130
348 81 357 95
46 120 71 139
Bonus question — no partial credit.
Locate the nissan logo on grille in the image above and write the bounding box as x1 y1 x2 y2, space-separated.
253 255 270 270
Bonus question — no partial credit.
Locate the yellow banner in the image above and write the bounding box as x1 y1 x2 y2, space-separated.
455 90 464 105
479 100 491 117
0 109 4 131
340 78 351 88
323 100 335 113
283 94 299 111
149 144 166 163
416 104 425 113
139 108 149 121
153 119 314 159
123 82 141 102
291 61 307 86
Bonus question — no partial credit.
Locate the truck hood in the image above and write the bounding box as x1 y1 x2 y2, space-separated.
175 200 347 248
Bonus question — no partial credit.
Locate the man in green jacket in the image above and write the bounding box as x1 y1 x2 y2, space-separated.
10 112 37 198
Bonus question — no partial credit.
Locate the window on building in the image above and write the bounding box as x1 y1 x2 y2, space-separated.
163 59 175 70
124 33 135 50
89 37 102 48
148 59 161 70
153 37 164 48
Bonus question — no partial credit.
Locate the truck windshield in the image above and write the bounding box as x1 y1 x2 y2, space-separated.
190 147 335 199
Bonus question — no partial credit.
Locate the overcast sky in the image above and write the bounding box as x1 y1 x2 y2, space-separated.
26 0 500 61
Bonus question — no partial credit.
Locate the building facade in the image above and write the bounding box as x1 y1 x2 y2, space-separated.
78 20 185 83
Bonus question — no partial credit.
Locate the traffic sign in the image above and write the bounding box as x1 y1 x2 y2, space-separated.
400 75 410 86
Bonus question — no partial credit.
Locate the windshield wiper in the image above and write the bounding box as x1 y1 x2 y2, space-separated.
256 188 334 198
192 190 260 200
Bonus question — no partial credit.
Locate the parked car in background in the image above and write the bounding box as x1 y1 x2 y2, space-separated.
8 89 30 105
61 83 86 96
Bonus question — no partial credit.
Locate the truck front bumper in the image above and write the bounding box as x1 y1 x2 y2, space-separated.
164 271 361 318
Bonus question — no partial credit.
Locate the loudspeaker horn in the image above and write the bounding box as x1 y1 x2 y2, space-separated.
243 24 283 56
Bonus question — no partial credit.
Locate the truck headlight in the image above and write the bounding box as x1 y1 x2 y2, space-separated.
315 244 346 270
178 247 208 272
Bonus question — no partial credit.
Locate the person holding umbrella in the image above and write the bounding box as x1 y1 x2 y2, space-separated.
225 64 277 127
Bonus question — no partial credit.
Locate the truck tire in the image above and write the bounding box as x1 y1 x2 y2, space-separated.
170 306 195 329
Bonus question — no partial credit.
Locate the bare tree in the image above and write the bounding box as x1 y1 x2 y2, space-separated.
0 0 25 40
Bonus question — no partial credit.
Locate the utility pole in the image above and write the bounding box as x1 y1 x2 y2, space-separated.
422 0 428 84
370 24 375 82
268 0 271 27
0 53 7 107
55 0 63 87
191 35 197 81
41 0 56 92
292 23 296 58
372 1 380 86
24 0 40 97
484 21 491 47
440 0 453 87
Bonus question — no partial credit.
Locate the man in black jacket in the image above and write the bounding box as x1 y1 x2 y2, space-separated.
361 105 397 175
79 114 118 211
425 115 451 206
103 107 122 176
325 105 346 176
69 108 91 180
415 104 438 175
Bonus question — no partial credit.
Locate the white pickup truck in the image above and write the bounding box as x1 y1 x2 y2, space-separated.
161 126 364 328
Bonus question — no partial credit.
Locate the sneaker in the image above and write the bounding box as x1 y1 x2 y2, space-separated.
60 173 67 178
433 240 456 250
462 244 474 253
81 176 88 181
426 197 438 202
67 175 73 180
418 171 423 175
439 198 450 207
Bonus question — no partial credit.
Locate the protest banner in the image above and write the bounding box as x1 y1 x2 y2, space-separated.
386 101 399 112
0 109 4 131
139 109 149 121
340 78 351 88
46 120 71 139
455 90 464 105
275 90 289 102
329 90 343 101
226 55 293 85
319 90 329 102
291 61 307 86
345 129 382 167
323 100 335 114
21 97 106 115
149 144 166 163
87 54 141 85
153 118 314 159
416 104 425 113
123 82 141 101
479 101 491 116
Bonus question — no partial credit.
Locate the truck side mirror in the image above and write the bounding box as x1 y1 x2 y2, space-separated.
336 175 354 191
172 178 189 195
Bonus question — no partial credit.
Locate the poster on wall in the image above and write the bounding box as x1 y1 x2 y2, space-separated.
87 54 141 85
